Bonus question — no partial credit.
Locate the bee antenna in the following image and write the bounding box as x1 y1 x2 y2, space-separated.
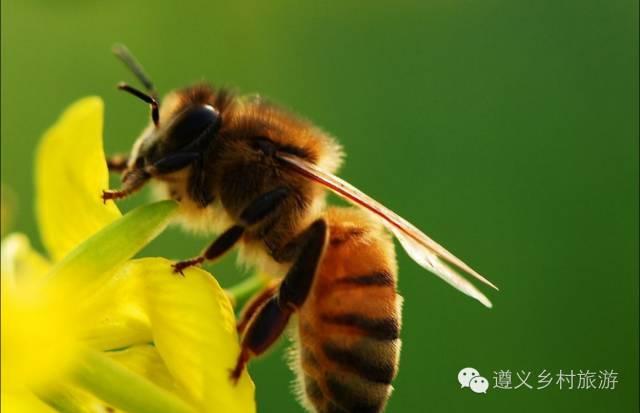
112 44 158 99
117 82 160 127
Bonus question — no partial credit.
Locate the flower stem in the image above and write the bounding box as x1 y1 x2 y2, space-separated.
72 348 194 413
37 389 93 413
225 273 269 309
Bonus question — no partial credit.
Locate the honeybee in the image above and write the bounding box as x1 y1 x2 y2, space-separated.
104 45 498 413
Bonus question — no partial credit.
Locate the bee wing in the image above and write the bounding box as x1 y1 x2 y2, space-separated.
277 152 498 308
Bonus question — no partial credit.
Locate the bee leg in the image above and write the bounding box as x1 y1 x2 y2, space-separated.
230 295 292 383
276 219 327 308
172 225 245 274
230 219 327 383
236 279 281 334
102 169 150 203
106 154 129 173
173 187 290 273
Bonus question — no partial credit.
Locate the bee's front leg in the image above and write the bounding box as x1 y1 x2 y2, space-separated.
102 168 150 203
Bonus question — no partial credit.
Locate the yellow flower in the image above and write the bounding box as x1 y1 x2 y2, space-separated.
1 97 256 413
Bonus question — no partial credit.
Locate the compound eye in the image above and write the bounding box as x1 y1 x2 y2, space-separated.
170 105 221 144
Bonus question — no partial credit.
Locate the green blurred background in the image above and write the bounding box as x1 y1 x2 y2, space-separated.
2 1 638 412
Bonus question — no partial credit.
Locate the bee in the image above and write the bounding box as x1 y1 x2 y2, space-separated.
104 45 498 413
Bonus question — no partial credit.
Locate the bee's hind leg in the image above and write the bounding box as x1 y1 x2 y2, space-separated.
230 218 327 383
236 279 281 335
230 295 292 382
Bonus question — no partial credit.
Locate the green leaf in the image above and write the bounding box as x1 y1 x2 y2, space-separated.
46 200 177 302
72 348 194 413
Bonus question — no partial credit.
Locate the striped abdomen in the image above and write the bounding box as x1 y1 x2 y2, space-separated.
293 207 402 413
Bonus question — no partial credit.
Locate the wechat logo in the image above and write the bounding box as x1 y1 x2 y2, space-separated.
458 367 489 394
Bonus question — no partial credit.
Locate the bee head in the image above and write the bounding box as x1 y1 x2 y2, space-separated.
111 46 223 178
105 45 225 203
121 86 222 177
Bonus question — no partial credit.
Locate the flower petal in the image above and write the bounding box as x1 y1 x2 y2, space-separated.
1 390 58 413
35 97 121 262
0 235 75 391
38 383 121 413
82 262 153 351
1 263 79 392
120 258 256 413
1 233 51 286
106 344 178 395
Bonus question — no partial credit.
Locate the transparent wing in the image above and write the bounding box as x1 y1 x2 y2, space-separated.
277 152 498 308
